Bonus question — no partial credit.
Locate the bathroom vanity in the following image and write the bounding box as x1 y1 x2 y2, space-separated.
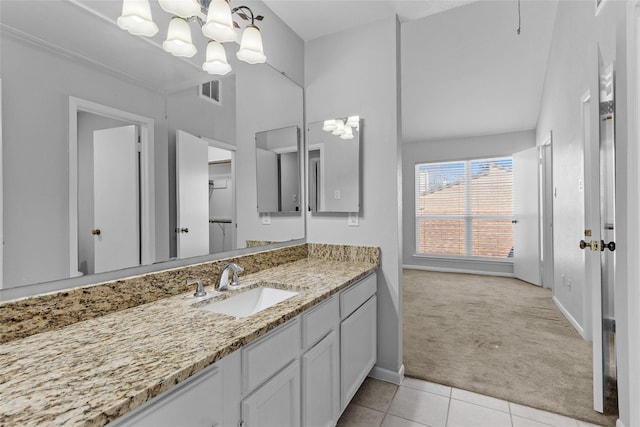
111 272 376 427
0 244 379 427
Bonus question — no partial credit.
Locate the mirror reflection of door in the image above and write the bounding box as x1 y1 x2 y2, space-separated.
93 125 140 274
308 148 323 212
77 113 141 275
176 130 209 259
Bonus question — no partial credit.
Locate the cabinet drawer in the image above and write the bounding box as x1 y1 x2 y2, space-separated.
243 318 301 393
302 295 339 349
340 273 376 320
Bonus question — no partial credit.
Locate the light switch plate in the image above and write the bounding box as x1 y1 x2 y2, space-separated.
348 213 359 227
262 213 271 225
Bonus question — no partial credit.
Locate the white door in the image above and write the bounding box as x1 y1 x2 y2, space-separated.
583 56 617 413
176 130 209 259
513 147 541 286
93 125 139 273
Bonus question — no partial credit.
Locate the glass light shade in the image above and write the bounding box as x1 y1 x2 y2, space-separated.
332 119 345 136
163 17 197 57
202 0 237 42
236 25 266 64
322 119 337 132
345 115 360 128
340 125 354 140
117 0 159 37
202 41 232 75
158 0 200 18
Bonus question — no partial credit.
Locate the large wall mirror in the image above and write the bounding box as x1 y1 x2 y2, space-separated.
307 117 361 213
256 126 301 213
0 0 304 297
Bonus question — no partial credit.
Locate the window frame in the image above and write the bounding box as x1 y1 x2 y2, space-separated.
414 156 514 261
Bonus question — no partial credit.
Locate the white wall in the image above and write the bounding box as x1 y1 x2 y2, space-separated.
0 34 169 287
235 63 305 247
305 16 404 381
402 130 536 274
536 0 634 424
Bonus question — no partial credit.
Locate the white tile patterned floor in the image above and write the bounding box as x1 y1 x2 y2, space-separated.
337 377 604 427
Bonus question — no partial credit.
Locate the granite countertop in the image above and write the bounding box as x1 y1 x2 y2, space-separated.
0 257 376 426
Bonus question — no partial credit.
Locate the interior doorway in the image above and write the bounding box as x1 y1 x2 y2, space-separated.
69 97 156 277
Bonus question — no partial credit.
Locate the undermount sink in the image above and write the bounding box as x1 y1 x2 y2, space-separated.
200 287 298 318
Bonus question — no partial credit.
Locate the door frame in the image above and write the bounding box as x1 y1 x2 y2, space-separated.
202 137 237 251
627 2 640 425
539 132 554 290
69 97 155 277
0 78 3 288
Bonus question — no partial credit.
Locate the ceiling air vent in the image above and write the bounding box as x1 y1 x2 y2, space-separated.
199 80 221 105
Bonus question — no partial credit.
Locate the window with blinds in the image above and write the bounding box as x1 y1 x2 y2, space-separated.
415 157 514 259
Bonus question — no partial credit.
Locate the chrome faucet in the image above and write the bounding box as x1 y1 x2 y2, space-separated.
187 279 206 297
216 263 244 291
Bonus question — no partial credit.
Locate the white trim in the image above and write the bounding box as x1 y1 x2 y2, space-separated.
627 4 640 427
369 364 405 385
403 264 515 278
616 420 626 427
69 97 156 278
552 296 587 339
581 91 593 342
202 137 237 252
412 253 513 264
0 79 3 289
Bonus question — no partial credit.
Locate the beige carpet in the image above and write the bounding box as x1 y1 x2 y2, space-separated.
403 269 618 427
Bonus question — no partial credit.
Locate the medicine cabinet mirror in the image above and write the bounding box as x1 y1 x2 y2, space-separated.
307 117 361 213
256 126 302 213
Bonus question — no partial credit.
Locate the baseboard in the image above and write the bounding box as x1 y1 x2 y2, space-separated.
552 296 586 339
403 264 515 278
616 419 626 427
369 364 405 385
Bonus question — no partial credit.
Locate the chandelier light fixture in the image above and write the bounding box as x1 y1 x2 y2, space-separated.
117 0 266 75
322 116 360 140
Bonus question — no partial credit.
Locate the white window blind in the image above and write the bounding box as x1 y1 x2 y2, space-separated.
415 157 514 259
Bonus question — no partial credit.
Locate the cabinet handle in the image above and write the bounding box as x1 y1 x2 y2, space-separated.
91 229 101 236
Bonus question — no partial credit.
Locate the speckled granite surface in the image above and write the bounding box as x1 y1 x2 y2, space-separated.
0 245 379 426
0 244 308 344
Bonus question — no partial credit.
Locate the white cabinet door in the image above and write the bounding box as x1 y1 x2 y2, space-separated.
109 365 223 427
340 295 377 410
241 360 300 427
302 331 339 427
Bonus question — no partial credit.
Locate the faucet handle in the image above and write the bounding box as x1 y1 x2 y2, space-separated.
187 279 206 297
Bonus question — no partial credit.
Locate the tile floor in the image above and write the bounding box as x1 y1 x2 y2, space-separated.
336 377 603 427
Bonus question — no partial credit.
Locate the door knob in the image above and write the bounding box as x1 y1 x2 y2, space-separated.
91 229 101 236
176 227 189 233
601 240 616 252
579 240 600 251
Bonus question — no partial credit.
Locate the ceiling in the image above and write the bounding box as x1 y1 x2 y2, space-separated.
262 0 479 42
262 0 558 143
401 0 558 142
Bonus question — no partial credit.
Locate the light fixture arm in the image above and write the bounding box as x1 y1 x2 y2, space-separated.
231 5 263 26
